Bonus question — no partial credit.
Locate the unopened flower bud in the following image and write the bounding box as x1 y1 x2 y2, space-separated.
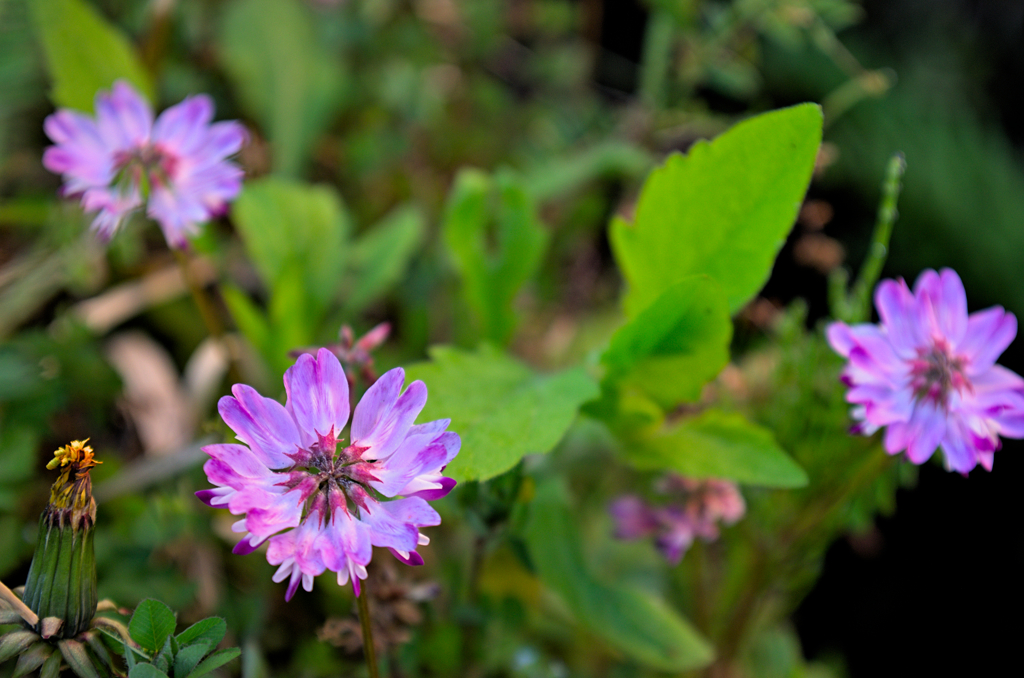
21 441 101 639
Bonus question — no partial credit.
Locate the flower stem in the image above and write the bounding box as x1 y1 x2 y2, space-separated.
172 248 225 339
356 585 380 678
839 152 906 323
0 579 38 626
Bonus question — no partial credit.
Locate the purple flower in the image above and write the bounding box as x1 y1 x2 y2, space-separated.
609 476 745 564
43 80 246 249
197 348 460 600
827 268 1024 473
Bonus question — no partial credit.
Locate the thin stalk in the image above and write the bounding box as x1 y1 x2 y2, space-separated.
848 152 906 322
172 248 244 383
356 587 380 678
639 10 676 109
0 579 39 626
172 248 225 339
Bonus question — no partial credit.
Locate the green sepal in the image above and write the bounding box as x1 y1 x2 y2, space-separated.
13 641 55 678
0 629 40 662
40 650 63 678
57 638 100 678
0 610 23 624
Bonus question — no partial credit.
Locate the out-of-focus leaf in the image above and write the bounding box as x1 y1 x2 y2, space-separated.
610 104 822 316
183 647 241 678
232 178 350 313
522 140 654 202
442 169 548 345
622 409 808 488
220 0 347 177
524 478 715 671
0 424 39 511
345 205 425 313
602 276 731 408
29 0 153 111
128 600 177 655
222 284 271 359
405 345 598 482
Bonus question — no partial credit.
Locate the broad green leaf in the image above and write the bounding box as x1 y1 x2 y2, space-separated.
345 205 426 313
524 479 714 672
220 0 347 176
128 665 169 678
128 599 177 654
184 647 241 678
622 410 808 488
442 169 548 345
611 104 822 316
231 178 350 314
602 276 731 408
404 345 598 482
30 0 154 112
175 617 226 653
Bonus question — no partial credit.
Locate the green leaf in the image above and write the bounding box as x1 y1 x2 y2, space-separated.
442 169 548 344
231 178 350 314
610 104 822 316
622 410 808 488
175 617 226 653
524 479 714 672
184 647 241 678
602 276 731 408
128 665 169 678
29 0 154 112
173 644 210 678
220 0 347 176
128 599 177 655
404 345 598 482
345 205 426 313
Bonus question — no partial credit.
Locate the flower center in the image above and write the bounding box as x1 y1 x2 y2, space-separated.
113 143 179 194
284 431 377 520
910 340 969 407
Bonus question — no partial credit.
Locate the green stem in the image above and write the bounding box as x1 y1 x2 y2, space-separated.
356 586 380 678
639 10 676 110
848 152 906 323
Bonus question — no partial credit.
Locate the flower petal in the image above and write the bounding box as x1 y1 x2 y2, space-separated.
285 349 350 447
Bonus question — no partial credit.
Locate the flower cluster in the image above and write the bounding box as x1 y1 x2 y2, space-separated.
43 80 246 249
828 268 1024 473
609 475 745 564
197 349 460 600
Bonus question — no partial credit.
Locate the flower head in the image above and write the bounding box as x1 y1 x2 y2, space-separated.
197 349 460 599
609 475 744 564
43 80 247 248
827 268 1024 473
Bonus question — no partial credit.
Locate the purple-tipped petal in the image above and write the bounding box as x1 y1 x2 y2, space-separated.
219 385 302 469
285 349 350 448
389 548 424 566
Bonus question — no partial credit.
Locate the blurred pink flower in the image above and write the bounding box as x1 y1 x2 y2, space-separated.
609 475 745 564
828 268 1024 473
197 349 460 600
43 80 246 248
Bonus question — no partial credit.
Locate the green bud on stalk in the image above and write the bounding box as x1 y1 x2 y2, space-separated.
21 440 101 640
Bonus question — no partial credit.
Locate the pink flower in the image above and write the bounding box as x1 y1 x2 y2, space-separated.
197 349 460 599
609 476 745 564
827 268 1024 473
43 80 246 248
